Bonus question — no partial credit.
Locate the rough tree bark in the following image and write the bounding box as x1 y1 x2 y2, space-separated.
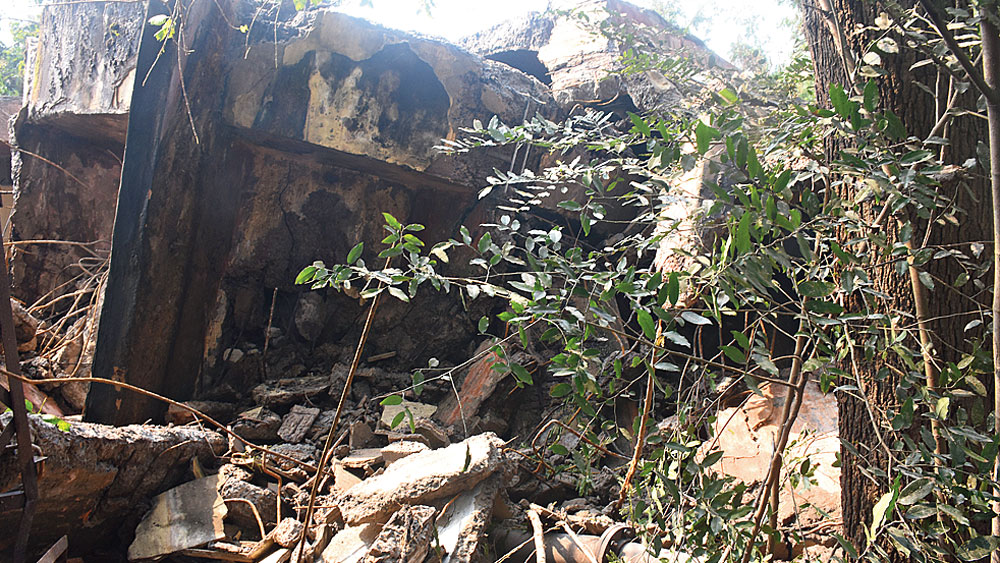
799 0 993 554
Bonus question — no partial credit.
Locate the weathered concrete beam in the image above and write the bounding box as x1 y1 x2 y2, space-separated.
84 1 556 425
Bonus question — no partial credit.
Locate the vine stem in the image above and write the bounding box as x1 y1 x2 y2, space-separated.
902 234 946 461
616 319 666 509
295 256 390 563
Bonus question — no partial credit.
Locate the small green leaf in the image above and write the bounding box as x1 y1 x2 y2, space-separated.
665 331 690 348
957 536 1000 561
382 212 402 230
899 150 933 165
829 84 850 118
380 395 403 406
628 112 651 136
730 330 750 350
636 309 656 340
478 232 492 254
695 121 719 155
798 280 836 298
863 79 877 112
718 87 738 104
511 363 533 385
736 212 751 254
869 482 898 539
478 316 489 333
390 411 405 429
347 242 364 264
904 504 936 519
295 266 317 285
720 345 745 364
935 396 949 420
550 383 572 398
885 110 907 139
148 14 170 26
666 272 679 306
680 311 711 325
388 287 410 302
897 478 932 505
412 371 425 396
549 443 570 455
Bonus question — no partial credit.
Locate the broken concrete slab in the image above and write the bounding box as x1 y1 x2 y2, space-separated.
0 413 224 555
706 380 840 528
362 504 437 563
349 421 376 449
332 460 364 495
461 0 725 112
127 475 228 561
435 473 503 563
412 418 450 449
320 523 382 563
337 432 505 525
341 448 384 470
277 405 321 443
259 547 291 563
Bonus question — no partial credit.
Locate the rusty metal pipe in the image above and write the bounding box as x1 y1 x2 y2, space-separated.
494 529 660 563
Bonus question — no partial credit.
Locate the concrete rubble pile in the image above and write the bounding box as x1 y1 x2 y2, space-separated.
0 0 842 561
125 426 508 563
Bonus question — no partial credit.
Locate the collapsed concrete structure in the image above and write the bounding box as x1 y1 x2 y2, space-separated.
0 1 843 560
9 0 723 426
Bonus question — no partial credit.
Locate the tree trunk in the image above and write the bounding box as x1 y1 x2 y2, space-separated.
799 0 992 554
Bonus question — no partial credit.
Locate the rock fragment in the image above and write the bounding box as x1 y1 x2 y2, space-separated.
434 344 501 428
277 405 321 443
252 376 331 409
232 406 281 442
349 421 376 449
362 505 437 563
341 448 384 470
272 517 304 548
380 400 437 428
219 477 279 529
0 413 223 554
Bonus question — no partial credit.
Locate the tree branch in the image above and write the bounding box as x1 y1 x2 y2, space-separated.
917 0 1000 104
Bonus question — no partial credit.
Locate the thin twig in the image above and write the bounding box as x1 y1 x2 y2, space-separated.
917 0 999 104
